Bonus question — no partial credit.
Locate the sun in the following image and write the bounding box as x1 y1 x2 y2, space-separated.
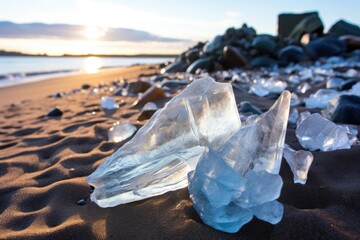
84 26 106 40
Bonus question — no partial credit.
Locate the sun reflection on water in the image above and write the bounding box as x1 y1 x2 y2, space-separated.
83 56 102 74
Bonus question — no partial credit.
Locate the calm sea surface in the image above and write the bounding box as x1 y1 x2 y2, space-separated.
0 56 172 87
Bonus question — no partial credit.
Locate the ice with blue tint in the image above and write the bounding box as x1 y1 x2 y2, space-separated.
87 77 241 207
188 91 290 233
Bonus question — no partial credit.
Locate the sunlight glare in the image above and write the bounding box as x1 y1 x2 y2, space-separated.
84 26 106 40
83 56 102 74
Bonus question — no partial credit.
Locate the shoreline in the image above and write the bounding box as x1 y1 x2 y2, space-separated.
0 64 159 106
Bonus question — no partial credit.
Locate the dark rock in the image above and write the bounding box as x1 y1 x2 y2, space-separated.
339 35 360 51
305 36 346 59
204 35 223 54
81 84 91 90
137 110 157 121
113 87 123 96
278 45 307 63
186 57 213 73
278 11 322 38
52 92 63 98
288 13 324 41
340 79 358 91
238 101 263 115
46 107 63 117
322 95 360 124
185 48 201 64
133 86 166 107
163 60 189 73
328 20 360 37
251 35 277 53
126 81 152 95
160 79 188 88
250 56 277 68
223 46 248 68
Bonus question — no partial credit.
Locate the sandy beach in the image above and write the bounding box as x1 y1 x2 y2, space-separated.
0 64 359 239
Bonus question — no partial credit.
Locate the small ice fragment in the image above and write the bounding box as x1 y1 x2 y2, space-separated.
249 78 270 97
142 102 158 111
101 96 119 110
250 200 284 224
291 92 301 107
283 144 313 184
305 89 340 109
296 111 311 126
296 113 351 151
108 121 137 143
250 78 287 97
288 108 299 124
326 77 344 89
296 82 311 94
345 68 358 77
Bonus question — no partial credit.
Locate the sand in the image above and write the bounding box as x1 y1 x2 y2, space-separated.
0 65 359 240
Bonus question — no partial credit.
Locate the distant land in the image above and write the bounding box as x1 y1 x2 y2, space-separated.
0 50 177 58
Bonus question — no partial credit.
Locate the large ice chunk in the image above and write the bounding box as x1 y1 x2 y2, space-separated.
283 144 313 184
296 113 351 151
188 91 290 233
87 77 241 207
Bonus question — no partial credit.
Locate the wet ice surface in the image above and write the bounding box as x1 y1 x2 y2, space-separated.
188 91 290 233
108 121 137 143
87 77 241 207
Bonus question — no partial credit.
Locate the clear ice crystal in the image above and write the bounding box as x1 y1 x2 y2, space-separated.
283 144 313 184
87 77 241 207
288 108 299 124
296 82 311 94
296 111 311 126
249 78 287 97
188 91 290 233
305 89 340 109
108 121 137 143
296 113 351 151
101 96 119 110
291 93 301 107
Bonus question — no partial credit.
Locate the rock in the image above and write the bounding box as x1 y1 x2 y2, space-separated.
46 107 63 117
296 113 351 151
204 35 223 54
250 56 277 68
223 46 248 68
238 101 262 115
251 35 277 53
278 11 322 39
328 20 360 37
76 198 87 205
108 121 137 143
137 109 157 121
188 91 290 233
87 77 241 207
185 48 201 64
81 83 91 90
340 35 360 51
278 45 306 63
340 79 358 91
125 80 152 96
288 13 324 41
283 144 313 184
322 95 360 124
101 96 119 110
133 86 166 107
163 60 189 73
186 57 213 74
305 36 347 60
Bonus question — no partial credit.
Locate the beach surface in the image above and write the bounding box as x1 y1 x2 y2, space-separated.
0 64 359 240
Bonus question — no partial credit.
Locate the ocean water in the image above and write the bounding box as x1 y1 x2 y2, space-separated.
0 56 172 87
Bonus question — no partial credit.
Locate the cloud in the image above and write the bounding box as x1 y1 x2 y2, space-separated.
0 21 188 42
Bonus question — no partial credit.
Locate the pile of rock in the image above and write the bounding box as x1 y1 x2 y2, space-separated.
164 11 360 73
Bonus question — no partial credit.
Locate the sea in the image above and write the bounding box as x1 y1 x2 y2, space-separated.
0 56 173 88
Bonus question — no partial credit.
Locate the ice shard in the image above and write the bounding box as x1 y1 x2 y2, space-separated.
283 144 313 184
87 77 241 207
101 96 119 110
108 121 137 143
296 113 351 151
188 91 290 233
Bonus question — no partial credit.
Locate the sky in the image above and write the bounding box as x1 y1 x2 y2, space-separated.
0 0 359 55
